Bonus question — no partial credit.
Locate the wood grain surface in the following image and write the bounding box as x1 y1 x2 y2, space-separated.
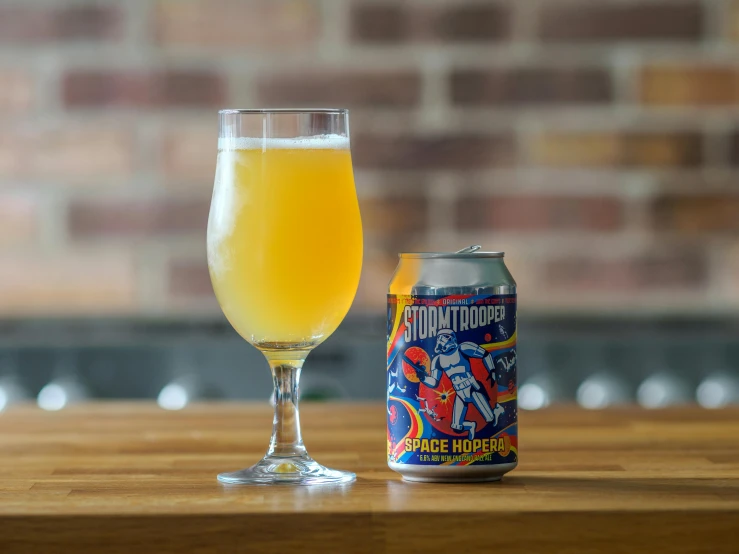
0 403 737 553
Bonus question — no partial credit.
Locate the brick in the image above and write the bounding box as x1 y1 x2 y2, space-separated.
538 2 703 42
531 134 619 167
530 132 702 167
155 0 319 48
653 195 739 232
32 129 133 180
351 3 511 42
353 134 516 170
451 68 612 105
350 5 407 42
0 71 34 112
56 6 122 41
257 71 421 108
434 4 511 41
640 66 739 106
0 252 135 315
545 250 706 291
0 193 38 245
68 197 209 239
163 126 217 184
62 73 146 107
63 71 226 108
169 259 212 297
0 6 121 42
0 127 133 181
456 196 624 232
360 196 428 235
628 134 703 167
155 72 226 108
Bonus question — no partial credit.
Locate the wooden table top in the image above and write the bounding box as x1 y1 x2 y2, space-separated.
0 403 738 553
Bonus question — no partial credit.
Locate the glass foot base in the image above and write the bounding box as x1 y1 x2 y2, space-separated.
217 455 356 486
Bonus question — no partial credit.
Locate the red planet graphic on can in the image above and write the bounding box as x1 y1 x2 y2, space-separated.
401 347 430 383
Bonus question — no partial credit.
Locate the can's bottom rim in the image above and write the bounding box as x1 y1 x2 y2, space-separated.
401 474 503 483
388 461 517 483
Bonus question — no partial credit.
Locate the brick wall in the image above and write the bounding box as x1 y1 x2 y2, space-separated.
1 0 738 317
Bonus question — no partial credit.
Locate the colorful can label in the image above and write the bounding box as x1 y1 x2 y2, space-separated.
387 294 517 466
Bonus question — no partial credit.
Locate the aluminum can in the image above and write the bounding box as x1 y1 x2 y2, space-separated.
387 247 517 482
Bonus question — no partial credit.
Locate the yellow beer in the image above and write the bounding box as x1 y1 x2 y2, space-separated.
207 136 363 346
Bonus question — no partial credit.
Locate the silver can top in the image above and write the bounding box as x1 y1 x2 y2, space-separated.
399 245 504 259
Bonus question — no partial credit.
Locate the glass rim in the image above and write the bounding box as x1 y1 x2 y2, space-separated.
218 108 348 115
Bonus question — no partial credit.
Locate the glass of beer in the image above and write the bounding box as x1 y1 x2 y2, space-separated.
208 109 362 485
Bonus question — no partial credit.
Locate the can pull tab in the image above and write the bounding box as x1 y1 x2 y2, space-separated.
455 245 481 254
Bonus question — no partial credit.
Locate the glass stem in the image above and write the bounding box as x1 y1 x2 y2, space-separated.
264 351 309 459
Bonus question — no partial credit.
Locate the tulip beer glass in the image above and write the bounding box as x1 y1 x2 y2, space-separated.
207 109 362 484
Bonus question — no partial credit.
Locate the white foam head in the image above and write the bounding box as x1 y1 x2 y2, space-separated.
218 134 349 151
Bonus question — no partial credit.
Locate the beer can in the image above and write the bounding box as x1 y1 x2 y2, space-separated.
387 247 517 482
